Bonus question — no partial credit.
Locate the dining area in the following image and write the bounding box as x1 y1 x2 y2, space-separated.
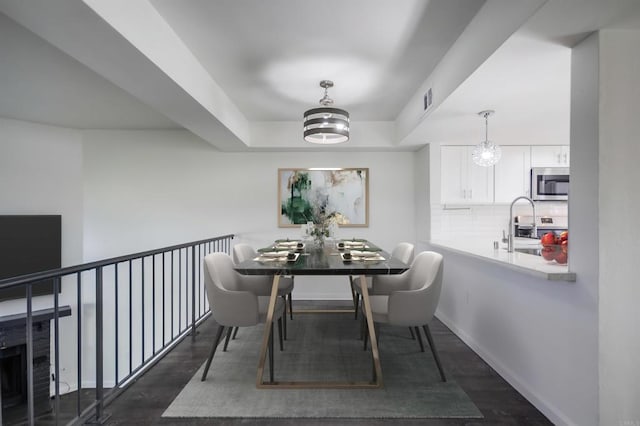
195 234 447 389
156 234 472 420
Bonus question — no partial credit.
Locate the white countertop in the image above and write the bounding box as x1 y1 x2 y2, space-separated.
428 238 576 282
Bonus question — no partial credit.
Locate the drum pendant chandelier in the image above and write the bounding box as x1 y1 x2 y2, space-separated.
303 80 350 144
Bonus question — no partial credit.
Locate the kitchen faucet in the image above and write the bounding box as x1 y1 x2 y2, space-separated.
508 196 537 253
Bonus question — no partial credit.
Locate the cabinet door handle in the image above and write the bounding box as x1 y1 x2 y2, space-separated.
563 153 568 164
462 189 467 199
557 153 561 163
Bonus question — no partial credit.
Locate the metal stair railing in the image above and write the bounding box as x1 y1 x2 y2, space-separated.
0 234 234 425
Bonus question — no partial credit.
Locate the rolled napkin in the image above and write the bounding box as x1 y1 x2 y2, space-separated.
343 241 366 249
349 250 379 258
260 251 289 258
275 240 298 246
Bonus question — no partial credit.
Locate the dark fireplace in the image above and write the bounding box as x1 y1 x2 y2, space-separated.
0 307 71 422
1 344 27 409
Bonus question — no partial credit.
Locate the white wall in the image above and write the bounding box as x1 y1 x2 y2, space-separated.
82 129 417 300
597 29 640 425
568 30 601 426
0 117 83 392
414 145 430 242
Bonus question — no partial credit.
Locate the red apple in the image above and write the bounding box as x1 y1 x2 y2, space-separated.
555 251 568 264
559 231 568 242
541 246 558 261
561 239 568 254
540 232 556 247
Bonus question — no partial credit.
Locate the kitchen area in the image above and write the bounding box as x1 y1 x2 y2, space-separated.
428 143 574 281
417 110 601 425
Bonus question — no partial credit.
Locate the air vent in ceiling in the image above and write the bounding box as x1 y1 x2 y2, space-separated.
423 88 433 111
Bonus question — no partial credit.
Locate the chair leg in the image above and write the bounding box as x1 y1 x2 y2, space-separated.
363 318 368 350
288 293 293 320
349 276 358 318
409 327 416 340
281 295 288 340
354 294 361 319
223 327 233 351
414 326 425 352
277 317 284 351
268 322 275 383
423 325 447 382
232 327 239 339
201 325 225 381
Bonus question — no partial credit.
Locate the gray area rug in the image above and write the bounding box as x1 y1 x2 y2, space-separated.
163 312 482 419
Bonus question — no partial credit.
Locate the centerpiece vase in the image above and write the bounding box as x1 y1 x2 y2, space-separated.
313 224 326 247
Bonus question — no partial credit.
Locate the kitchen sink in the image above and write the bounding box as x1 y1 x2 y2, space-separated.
515 247 541 256
503 247 542 256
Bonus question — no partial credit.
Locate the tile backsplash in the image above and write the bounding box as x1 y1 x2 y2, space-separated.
431 202 568 241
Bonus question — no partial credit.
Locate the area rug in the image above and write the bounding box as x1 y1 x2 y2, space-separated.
163 312 482 419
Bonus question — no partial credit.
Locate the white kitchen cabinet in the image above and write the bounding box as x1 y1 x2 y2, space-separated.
531 145 570 167
494 146 532 203
440 146 493 204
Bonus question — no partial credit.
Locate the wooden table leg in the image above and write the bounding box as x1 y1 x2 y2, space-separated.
359 274 383 387
256 274 281 387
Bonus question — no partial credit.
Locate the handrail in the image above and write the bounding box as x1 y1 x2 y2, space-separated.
0 233 235 426
0 233 235 290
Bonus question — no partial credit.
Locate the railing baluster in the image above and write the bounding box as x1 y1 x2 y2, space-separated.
171 250 174 339
198 244 202 317
191 245 196 341
141 257 145 364
185 248 189 334
26 283 34 426
0 339 2 426
152 254 156 355
179 249 182 333
54 277 60 425
129 260 132 375
77 272 82 418
115 264 119 385
95 266 105 423
162 252 166 346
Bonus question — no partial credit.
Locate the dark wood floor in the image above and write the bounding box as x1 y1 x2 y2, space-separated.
97 301 551 426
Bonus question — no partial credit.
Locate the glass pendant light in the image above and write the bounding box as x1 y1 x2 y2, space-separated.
472 110 501 167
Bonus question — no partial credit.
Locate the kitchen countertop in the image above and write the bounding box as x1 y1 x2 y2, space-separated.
428 238 576 282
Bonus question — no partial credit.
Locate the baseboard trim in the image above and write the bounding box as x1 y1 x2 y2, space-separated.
435 310 575 426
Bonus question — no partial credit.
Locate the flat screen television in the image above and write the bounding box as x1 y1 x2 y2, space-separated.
0 215 62 302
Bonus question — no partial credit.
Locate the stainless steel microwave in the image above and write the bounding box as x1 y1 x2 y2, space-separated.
531 167 569 201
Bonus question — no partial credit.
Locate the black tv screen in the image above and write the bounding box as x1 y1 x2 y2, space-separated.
0 215 61 302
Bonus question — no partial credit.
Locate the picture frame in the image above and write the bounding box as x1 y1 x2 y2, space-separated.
278 168 369 227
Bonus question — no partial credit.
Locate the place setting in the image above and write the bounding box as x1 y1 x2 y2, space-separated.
254 240 305 262
336 239 385 262
340 250 385 263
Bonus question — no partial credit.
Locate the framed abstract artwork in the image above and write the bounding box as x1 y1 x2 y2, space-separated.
278 168 369 227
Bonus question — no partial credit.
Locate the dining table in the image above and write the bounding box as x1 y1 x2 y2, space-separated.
233 239 410 389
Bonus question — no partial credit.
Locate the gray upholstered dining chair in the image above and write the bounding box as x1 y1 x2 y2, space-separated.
200 252 284 382
233 244 294 339
351 242 414 318
363 250 447 382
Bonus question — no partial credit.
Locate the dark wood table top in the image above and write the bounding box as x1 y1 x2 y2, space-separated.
234 240 409 276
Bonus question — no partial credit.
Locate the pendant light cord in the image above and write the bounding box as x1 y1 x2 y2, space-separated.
485 112 489 141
